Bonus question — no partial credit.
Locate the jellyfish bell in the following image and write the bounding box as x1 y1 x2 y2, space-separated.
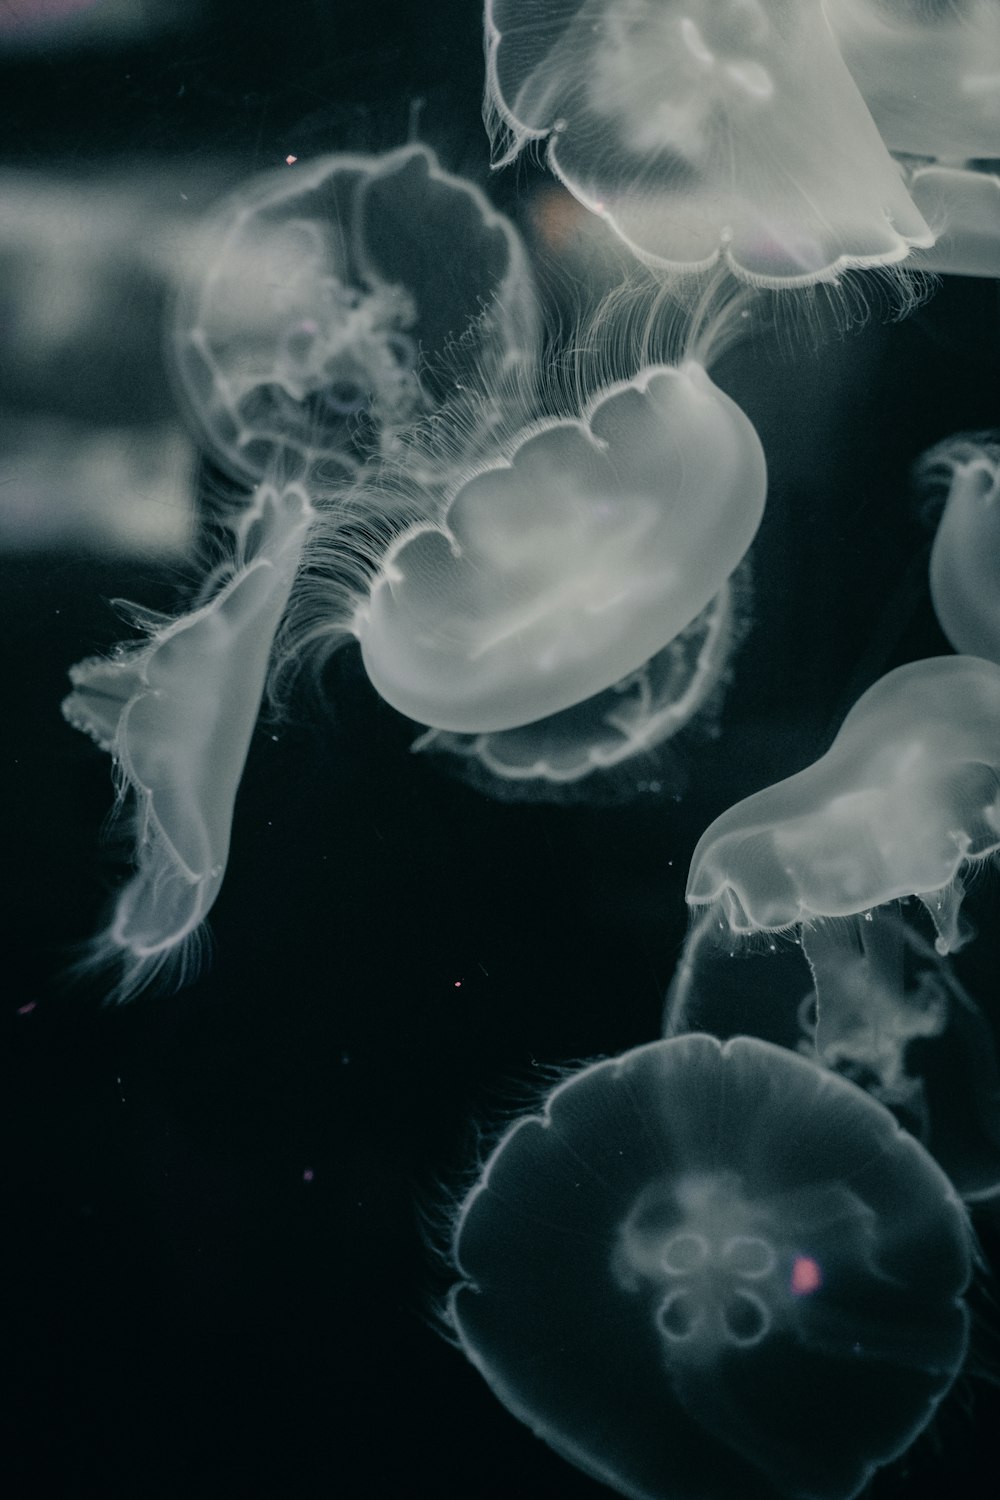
171 143 538 486
352 360 765 735
904 164 1000 280
914 432 1000 664
483 0 933 286
446 1033 971 1500
825 0 1000 165
63 478 314 1002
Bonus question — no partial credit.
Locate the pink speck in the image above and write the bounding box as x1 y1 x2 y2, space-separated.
302 1169 314 1183
17 1001 37 1016
285 154 298 165
454 980 462 988
791 1255 822 1296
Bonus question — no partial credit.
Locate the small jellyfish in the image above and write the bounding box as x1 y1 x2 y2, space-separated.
915 432 1000 664
353 361 765 735
171 144 538 485
411 571 742 803
62 479 314 1001
826 0 1000 164
446 1034 971 1500
665 905 1000 1201
686 655 1000 958
483 0 932 284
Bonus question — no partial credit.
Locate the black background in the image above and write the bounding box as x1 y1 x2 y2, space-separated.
3 3 1000 1497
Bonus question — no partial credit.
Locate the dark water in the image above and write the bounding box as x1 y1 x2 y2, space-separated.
3 4 1000 1498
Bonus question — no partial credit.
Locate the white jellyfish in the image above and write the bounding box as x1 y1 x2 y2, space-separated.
62 478 314 1001
483 0 933 284
171 143 538 485
446 1033 971 1500
915 432 1000 664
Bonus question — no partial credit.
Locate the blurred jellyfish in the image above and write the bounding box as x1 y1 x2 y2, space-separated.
904 164 1000 280
171 144 538 485
914 432 1000 663
352 361 765 735
446 1033 971 1500
410 567 745 803
63 478 314 1001
483 0 932 284
826 0 1000 164
665 905 1000 1200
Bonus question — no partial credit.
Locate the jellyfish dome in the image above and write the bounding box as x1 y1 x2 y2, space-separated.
483 0 932 284
447 1034 971 1500
171 144 538 484
825 0 1000 164
62 479 314 1001
915 433 1000 664
687 654 1000 957
354 362 765 735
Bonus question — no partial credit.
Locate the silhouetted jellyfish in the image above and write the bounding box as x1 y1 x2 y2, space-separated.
915 432 1000 663
826 0 1000 164
353 361 765 734
447 1034 971 1500
665 906 1000 1201
171 144 538 485
62 479 314 1001
410 569 742 803
483 0 932 284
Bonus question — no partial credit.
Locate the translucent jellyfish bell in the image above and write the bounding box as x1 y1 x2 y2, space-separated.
686 655 1000 959
447 1034 971 1500
171 144 538 484
904 164 1000 280
915 433 1000 663
483 0 932 284
63 480 314 1001
354 362 765 734
826 0 1000 163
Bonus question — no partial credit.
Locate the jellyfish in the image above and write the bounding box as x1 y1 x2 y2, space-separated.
483 0 933 285
62 478 314 1001
914 433 1000 664
410 568 743 803
665 905 1000 1201
825 0 1000 165
170 144 538 486
351 361 765 735
904 163 1000 280
446 1033 971 1500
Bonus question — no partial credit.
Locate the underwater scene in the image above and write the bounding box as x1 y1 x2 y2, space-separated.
3 2 1000 1497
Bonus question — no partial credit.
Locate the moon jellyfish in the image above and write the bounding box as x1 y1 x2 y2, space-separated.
171 144 538 485
904 164 1000 280
826 0 1000 164
446 1034 971 1500
915 433 1000 664
411 570 743 803
666 906 1000 1201
354 361 765 735
62 479 314 1001
483 0 932 284
687 655 1000 958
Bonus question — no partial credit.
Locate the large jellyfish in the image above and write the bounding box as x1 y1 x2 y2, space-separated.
171 144 538 485
483 0 932 284
62 478 314 1001
446 1033 971 1500
665 906 1000 1201
915 432 1000 664
351 361 765 735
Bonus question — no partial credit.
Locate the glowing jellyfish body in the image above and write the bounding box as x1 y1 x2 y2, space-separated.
448 1034 971 1500
413 577 740 801
916 434 1000 664
665 907 1000 1201
483 0 932 283
826 0 1000 163
171 144 537 484
354 362 765 735
63 481 314 1001
686 655 1000 956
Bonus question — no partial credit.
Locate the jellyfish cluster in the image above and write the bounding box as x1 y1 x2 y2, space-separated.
60 3 1000 1497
